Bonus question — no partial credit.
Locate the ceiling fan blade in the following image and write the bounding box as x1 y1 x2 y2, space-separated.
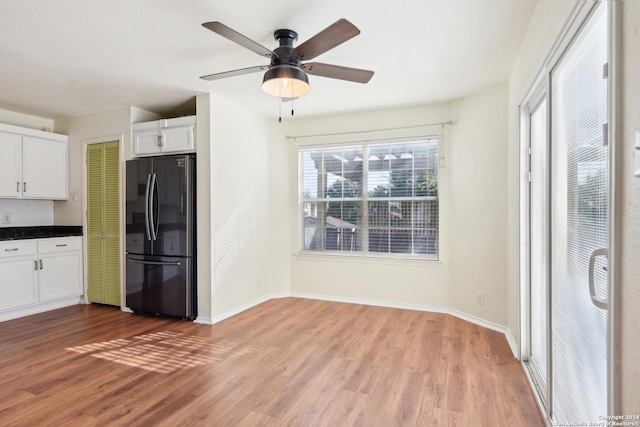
303 62 374 83
200 65 268 81
292 19 360 60
202 22 277 59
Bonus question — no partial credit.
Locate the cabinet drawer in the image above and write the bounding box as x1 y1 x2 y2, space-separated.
0 240 37 258
38 237 82 254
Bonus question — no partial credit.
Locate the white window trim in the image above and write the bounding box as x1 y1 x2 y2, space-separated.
298 136 440 260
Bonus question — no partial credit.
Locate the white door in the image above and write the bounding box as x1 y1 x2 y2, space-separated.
550 5 609 422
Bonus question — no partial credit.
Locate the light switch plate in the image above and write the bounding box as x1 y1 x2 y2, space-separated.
635 130 640 176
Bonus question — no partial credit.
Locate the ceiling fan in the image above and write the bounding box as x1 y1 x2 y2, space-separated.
200 19 374 99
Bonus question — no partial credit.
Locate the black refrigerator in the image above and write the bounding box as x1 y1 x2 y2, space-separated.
125 154 196 320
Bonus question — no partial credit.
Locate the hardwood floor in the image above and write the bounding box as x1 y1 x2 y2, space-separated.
0 298 544 426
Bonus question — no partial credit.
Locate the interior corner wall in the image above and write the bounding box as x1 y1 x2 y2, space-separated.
448 82 510 327
285 99 510 329
207 94 274 320
195 94 213 323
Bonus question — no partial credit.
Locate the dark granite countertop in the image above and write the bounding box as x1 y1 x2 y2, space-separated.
0 226 83 241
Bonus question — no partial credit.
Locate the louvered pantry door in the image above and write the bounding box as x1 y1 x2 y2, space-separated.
86 141 120 306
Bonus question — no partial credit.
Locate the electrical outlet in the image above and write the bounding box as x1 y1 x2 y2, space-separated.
477 292 484 305
2 213 11 224
257 278 262 288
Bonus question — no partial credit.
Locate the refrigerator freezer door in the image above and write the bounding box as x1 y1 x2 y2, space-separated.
125 255 195 319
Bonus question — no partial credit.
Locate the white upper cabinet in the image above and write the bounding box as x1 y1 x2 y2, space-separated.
0 132 22 198
132 115 196 157
22 137 68 199
0 123 68 200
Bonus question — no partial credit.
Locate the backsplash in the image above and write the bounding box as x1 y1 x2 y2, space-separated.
0 199 54 227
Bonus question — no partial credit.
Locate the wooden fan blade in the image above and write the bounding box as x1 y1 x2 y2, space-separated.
200 65 268 81
303 62 374 83
292 19 360 60
202 22 277 59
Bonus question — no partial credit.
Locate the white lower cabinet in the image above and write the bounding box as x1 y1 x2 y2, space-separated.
0 240 38 311
38 237 83 301
0 236 83 321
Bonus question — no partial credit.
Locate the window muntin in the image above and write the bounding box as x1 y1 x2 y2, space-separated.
300 138 438 258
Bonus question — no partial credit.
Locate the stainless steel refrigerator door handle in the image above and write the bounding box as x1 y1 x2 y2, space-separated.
588 248 609 310
128 259 181 266
144 173 152 241
150 173 158 240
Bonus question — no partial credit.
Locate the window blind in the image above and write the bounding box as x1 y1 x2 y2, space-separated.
300 138 439 258
551 5 608 422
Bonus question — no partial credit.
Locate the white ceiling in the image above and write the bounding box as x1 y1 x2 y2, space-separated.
0 0 538 120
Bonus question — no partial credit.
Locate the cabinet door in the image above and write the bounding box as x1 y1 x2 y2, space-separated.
0 240 38 310
39 251 83 301
22 136 68 199
133 129 162 156
0 256 38 310
0 132 22 198
161 125 194 153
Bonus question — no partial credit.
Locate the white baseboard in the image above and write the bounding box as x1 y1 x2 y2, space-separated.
0 296 83 323
504 328 519 359
191 291 520 358
194 316 213 325
291 292 519 358
209 292 291 325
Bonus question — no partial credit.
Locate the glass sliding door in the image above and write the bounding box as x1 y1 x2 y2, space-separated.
529 97 548 401
551 4 608 422
522 2 612 423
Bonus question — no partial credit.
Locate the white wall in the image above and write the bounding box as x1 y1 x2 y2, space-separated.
53 107 133 226
285 89 510 329
0 108 53 130
206 94 278 321
448 82 509 326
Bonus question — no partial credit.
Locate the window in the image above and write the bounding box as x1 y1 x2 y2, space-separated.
299 138 439 258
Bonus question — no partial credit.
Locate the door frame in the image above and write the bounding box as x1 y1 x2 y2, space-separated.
82 135 125 308
518 0 619 420
520 80 551 413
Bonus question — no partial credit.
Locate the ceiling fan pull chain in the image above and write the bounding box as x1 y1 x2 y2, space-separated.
278 85 282 122
291 85 295 116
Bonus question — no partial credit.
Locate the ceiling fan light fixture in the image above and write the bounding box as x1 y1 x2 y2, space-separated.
262 65 310 98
